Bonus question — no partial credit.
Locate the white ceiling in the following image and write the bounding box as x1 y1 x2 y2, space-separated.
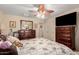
0 4 79 17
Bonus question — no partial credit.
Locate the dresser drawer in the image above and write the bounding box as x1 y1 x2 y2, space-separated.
57 38 71 42
57 34 71 38
56 27 71 31
64 27 71 30
57 40 72 48
57 30 71 32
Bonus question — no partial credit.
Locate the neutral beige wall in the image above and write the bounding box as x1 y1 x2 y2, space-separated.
43 16 55 41
0 11 7 33
0 12 3 28
76 12 79 51
0 11 43 37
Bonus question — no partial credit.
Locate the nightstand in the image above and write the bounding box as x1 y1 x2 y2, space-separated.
13 31 18 38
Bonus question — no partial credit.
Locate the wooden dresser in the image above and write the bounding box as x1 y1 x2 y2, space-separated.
18 29 36 40
56 26 75 50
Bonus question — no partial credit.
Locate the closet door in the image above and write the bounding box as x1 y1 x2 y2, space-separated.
56 26 75 50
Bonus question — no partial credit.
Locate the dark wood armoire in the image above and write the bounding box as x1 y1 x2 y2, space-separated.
56 26 75 50
56 12 76 50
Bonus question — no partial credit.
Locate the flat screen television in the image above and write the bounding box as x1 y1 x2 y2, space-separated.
56 12 76 26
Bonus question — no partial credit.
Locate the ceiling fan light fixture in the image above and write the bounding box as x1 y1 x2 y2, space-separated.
36 11 45 19
35 4 54 19
38 4 45 12
47 10 54 13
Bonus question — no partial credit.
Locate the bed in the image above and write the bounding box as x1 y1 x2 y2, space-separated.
17 38 76 55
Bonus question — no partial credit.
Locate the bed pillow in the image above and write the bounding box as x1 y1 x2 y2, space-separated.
7 36 23 47
0 41 12 49
13 41 23 47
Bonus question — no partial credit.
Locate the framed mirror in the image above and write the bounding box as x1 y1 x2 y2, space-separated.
20 20 33 29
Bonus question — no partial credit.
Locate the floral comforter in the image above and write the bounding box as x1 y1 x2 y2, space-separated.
17 38 76 55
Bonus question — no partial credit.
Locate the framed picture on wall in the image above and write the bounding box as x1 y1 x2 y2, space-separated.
20 20 33 29
9 21 16 28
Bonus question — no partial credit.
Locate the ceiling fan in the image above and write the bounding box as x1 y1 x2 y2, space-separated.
36 4 54 19
28 4 54 19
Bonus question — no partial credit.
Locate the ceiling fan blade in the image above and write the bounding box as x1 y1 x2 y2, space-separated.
28 7 38 12
46 10 54 13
